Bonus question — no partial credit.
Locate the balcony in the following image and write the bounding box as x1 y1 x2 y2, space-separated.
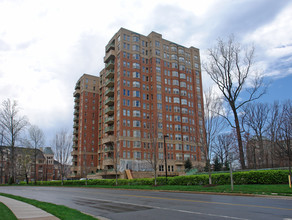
105 116 114 125
72 157 77 162
106 42 115 52
73 116 79 122
73 137 78 143
103 158 114 166
105 78 114 87
105 87 114 97
105 69 115 79
104 146 114 152
73 129 78 136
105 126 114 134
71 150 78 156
74 103 79 109
73 122 79 128
73 89 80 97
75 83 80 90
105 60 114 70
175 160 184 165
74 97 80 103
74 109 79 115
105 97 114 105
104 49 115 63
102 135 115 144
105 106 114 115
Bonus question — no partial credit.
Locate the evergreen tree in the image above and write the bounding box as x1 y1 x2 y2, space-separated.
213 156 222 171
224 160 230 171
184 158 193 171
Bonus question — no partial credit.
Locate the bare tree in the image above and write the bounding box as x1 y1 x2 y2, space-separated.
0 99 28 183
52 130 72 185
23 125 45 184
213 133 234 169
267 101 281 167
243 103 270 168
276 100 292 178
204 35 266 169
146 119 161 186
17 148 34 184
203 88 225 184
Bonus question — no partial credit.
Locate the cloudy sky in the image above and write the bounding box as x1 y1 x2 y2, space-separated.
0 0 291 145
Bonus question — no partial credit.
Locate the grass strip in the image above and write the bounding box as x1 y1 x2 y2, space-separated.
0 193 97 220
65 184 292 196
0 202 18 220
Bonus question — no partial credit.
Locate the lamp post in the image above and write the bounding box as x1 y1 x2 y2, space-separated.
163 135 169 184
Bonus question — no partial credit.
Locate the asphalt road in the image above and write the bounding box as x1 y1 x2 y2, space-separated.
0 186 291 220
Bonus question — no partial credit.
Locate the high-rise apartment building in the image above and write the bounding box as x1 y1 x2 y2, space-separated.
72 74 99 178
72 28 205 179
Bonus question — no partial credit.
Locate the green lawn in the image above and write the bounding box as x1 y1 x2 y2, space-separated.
0 193 97 220
0 202 17 220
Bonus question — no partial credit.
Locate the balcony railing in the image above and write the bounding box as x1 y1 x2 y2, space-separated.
105 78 114 87
74 110 79 115
105 69 114 79
105 106 114 115
105 126 114 133
105 116 114 124
106 42 115 52
105 87 114 97
105 60 114 70
104 97 114 105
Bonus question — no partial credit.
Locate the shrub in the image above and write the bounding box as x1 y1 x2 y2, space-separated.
15 170 290 186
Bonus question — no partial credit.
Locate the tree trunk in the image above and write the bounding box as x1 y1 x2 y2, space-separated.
207 160 212 184
232 108 246 169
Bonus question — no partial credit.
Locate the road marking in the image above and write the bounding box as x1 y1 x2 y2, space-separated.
120 194 292 211
76 196 248 220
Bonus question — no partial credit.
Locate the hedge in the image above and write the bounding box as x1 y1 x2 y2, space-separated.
18 170 289 186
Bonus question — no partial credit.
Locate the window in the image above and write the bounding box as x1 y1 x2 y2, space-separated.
133 72 140 78
180 73 186 79
155 49 160 56
171 54 177 60
133 120 141 127
173 88 179 94
172 62 178 69
133 110 141 117
175 134 181 140
180 82 186 87
157 94 162 101
171 46 177 52
133 63 140 69
133 130 141 138
133 54 140 60
133 36 139 42
133 91 140 97
155 41 160 47
176 144 182 150
172 71 178 77
157 103 162 110
173 80 179 86
173 97 180 103
133 81 140 88
132 44 140 51
133 100 141 107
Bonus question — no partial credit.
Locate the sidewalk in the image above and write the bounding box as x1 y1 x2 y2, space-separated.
0 195 59 220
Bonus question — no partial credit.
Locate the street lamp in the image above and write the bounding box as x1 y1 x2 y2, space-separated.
163 135 169 184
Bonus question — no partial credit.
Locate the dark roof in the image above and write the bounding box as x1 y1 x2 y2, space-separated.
0 146 45 160
43 147 54 155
